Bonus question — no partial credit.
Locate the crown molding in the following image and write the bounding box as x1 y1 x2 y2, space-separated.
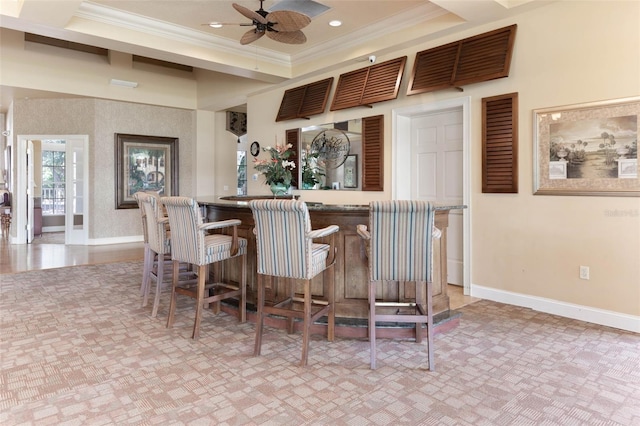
75 2 292 68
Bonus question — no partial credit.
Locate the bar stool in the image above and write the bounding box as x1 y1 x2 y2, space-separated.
161 196 247 339
133 192 153 298
357 200 441 370
138 192 198 317
250 199 339 366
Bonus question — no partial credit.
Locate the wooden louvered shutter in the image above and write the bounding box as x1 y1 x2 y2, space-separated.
330 69 368 111
454 25 517 86
482 93 518 193
276 78 333 122
408 25 516 95
285 128 300 188
407 43 459 94
362 115 384 191
360 56 406 105
331 57 406 111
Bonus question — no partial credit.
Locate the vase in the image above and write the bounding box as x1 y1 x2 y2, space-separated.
270 182 289 196
302 182 315 190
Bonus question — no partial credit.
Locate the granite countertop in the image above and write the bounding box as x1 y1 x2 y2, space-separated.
197 195 466 212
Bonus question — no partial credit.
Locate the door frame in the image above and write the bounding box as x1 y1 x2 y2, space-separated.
14 135 89 245
392 97 471 294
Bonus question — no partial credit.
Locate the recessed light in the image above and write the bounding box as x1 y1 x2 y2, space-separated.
209 22 223 28
329 20 342 27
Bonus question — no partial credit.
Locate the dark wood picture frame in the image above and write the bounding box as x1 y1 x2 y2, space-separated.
115 133 178 209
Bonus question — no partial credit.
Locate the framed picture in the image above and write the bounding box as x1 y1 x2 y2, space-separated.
343 154 358 188
115 134 178 209
534 97 639 196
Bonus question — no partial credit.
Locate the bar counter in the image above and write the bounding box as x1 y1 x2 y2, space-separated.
198 195 464 337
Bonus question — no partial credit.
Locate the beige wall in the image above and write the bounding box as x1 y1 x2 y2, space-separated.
12 98 195 241
240 1 640 322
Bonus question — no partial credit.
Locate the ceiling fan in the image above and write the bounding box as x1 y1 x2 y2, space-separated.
207 1 312 45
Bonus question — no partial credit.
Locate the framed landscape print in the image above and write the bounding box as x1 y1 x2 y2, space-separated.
115 134 178 209
533 97 639 196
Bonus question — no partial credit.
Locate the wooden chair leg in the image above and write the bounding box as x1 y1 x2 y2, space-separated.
151 253 164 318
300 279 312 367
192 265 206 340
140 243 151 297
254 274 265 356
166 260 179 328
415 281 423 344
142 251 156 308
239 254 247 323
326 264 335 342
426 280 434 371
369 280 377 370
286 278 295 335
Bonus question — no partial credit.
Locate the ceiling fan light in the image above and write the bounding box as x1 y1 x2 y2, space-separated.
329 20 342 27
209 22 223 28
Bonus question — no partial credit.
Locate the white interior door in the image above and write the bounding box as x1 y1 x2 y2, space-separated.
27 140 34 243
410 108 464 286
65 137 88 245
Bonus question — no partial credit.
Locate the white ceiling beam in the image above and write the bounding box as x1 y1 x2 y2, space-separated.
16 0 83 28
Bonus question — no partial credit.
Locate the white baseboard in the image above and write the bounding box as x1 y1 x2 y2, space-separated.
471 284 640 334
87 235 144 246
42 226 65 233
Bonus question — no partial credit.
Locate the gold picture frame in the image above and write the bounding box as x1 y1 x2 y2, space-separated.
533 97 639 196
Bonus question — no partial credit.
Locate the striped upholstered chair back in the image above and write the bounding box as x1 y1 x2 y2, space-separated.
249 199 316 280
160 196 206 266
368 200 435 283
133 192 149 245
138 192 170 256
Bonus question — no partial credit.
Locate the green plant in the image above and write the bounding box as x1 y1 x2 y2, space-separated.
301 149 324 187
252 143 296 186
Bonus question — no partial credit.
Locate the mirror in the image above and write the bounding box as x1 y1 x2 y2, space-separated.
300 119 362 190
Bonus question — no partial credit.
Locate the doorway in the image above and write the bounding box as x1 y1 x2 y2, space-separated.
14 135 89 245
393 97 471 294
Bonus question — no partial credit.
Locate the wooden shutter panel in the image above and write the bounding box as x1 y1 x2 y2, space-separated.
276 78 333 122
362 115 384 191
407 43 459 94
285 128 300 188
408 25 517 95
331 57 406 111
482 93 518 193
454 25 517 86
360 56 407 105
330 69 368 111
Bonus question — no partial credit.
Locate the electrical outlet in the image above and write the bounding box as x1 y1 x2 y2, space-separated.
223 185 229 191
579 266 590 280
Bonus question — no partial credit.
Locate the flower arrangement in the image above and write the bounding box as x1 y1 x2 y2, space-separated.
301 146 325 189
253 143 296 187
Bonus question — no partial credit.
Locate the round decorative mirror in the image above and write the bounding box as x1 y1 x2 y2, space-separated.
310 128 351 169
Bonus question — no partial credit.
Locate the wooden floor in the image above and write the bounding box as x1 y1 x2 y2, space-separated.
0 232 479 309
0 232 145 274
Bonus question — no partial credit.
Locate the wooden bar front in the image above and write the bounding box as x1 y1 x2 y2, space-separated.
198 196 458 325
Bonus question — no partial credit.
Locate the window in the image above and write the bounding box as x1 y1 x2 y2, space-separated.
42 141 66 215
237 151 247 195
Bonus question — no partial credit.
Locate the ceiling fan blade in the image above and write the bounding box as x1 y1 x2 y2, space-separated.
240 29 265 45
201 22 253 27
232 3 267 25
267 30 307 45
267 10 311 32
